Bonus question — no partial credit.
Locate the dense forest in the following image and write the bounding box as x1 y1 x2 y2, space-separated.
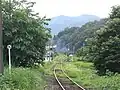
54 19 108 52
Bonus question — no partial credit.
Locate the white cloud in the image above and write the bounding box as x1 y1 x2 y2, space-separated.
31 0 120 18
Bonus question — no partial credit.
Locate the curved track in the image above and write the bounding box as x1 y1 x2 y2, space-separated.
53 61 86 90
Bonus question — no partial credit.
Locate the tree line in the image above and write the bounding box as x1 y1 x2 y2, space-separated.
55 5 120 75
53 19 107 52
2 0 51 67
88 6 120 75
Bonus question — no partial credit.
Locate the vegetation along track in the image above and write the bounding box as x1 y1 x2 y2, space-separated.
53 61 86 90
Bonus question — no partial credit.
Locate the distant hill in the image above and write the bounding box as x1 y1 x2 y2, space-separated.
48 15 100 34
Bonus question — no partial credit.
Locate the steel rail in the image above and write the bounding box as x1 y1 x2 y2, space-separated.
60 59 86 90
61 63 86 90
53 61 86 90
54 67 66 90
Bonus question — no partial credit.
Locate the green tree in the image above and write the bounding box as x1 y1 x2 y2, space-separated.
92 5 120 74
2 0 51 67
76 39 93 61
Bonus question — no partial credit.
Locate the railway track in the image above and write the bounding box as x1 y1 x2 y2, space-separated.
53 61 86 90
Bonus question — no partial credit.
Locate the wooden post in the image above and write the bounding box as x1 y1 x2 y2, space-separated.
0 0 4 74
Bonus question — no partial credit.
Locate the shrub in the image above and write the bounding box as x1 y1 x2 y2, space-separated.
0 68 45 90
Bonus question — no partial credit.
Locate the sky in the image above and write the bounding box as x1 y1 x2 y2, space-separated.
31 0 120 18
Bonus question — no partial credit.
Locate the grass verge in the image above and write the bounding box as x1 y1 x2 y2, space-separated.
0 67 46 90
63 61 120 90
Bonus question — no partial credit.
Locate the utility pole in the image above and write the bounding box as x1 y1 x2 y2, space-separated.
0 0 4 74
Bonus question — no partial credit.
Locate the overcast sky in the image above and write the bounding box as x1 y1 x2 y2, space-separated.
31 0 120 18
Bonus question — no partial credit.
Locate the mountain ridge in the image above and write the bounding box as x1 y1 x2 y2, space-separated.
48 15 101 34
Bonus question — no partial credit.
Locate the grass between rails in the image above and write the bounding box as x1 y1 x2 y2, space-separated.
0 67 46 90
44 55 120 90
44 54 67 76
63 58 120 90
